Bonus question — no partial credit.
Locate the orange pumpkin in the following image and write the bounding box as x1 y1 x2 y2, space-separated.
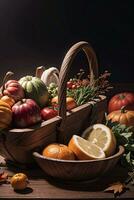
0 100 12 129
107 107 134 126
0 95 15 107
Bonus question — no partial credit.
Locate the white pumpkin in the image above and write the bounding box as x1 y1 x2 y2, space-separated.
41 67 59 87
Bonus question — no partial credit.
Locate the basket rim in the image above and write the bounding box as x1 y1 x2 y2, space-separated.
33 145 124 163
7 95 106 133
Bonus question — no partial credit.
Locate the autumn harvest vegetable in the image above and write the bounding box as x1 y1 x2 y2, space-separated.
0 95 15 107
1 41 134 188
0 67 112 130
3 80 25 102
19 76 49 108
108 92 134 113
107 107 134 127
0 100 12 129
41 67 59 87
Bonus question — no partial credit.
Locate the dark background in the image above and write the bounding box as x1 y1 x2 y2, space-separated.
0 0 133 83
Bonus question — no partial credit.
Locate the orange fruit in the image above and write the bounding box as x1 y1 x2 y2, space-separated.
42 143 76 160
68 135 105 160
10 173 28 190
51 96 76 110
82 124 116 157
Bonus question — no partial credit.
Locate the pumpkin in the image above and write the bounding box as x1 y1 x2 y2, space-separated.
107 107 134 126
41 67 59 87
0 100 12 129
3 80 25 102
19 76 49 108
108 92 134 113
0 95 15 107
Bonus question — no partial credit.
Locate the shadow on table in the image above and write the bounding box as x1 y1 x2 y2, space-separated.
4 158 129 192
14 187 33 194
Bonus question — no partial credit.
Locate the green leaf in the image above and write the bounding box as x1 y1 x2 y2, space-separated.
125 144 134 152
106 119 134 171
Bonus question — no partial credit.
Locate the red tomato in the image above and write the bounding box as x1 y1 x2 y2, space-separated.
108 92 134 113
71 84 77 89
41 107 58 120
67 81 73 89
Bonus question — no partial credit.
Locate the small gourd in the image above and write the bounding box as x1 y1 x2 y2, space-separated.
40 67 59 87
0 95 15 107
0 100 12 129
107 106 134 126
19 76 49 108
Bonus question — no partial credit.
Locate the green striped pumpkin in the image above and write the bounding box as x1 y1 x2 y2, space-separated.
19 76 49 108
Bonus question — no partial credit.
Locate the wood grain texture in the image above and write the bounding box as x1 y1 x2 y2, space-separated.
0 155 134 199
57 41 106 143
58 41 98 128
0 117 61 165
33 146 124 181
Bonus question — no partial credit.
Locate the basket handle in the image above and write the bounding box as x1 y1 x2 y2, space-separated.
58 41 98 129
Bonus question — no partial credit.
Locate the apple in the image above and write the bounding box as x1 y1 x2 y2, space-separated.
41 107 58 120
12 99 41 128
3 80 24 102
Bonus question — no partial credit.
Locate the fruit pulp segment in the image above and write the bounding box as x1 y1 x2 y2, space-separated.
87 128 108 149
77 137 104 157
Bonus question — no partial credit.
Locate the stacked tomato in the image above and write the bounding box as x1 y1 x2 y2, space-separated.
107 92 134 126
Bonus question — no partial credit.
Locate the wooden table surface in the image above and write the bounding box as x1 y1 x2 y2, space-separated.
0 155 134 200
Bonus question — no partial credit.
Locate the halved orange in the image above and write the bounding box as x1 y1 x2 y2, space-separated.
82 124 116 156
68 135 105 160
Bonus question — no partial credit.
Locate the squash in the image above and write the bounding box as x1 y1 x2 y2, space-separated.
107 107 134 126
3 80 25 102
0 100 12 129
19 76 49 108
41 67 59 87
0 95 15 107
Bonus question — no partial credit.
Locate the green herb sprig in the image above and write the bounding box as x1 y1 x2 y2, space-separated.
106 119 134 171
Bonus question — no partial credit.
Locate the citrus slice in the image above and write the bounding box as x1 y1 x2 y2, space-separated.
68 135 105 160
82 124 116 157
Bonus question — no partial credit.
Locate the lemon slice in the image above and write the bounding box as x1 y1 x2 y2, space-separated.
68 135 105 160
82 124 116 157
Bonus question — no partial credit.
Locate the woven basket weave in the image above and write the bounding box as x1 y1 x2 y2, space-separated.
0 41 107 165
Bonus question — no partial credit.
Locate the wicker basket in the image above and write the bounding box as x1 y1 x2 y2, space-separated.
0 41 107 165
